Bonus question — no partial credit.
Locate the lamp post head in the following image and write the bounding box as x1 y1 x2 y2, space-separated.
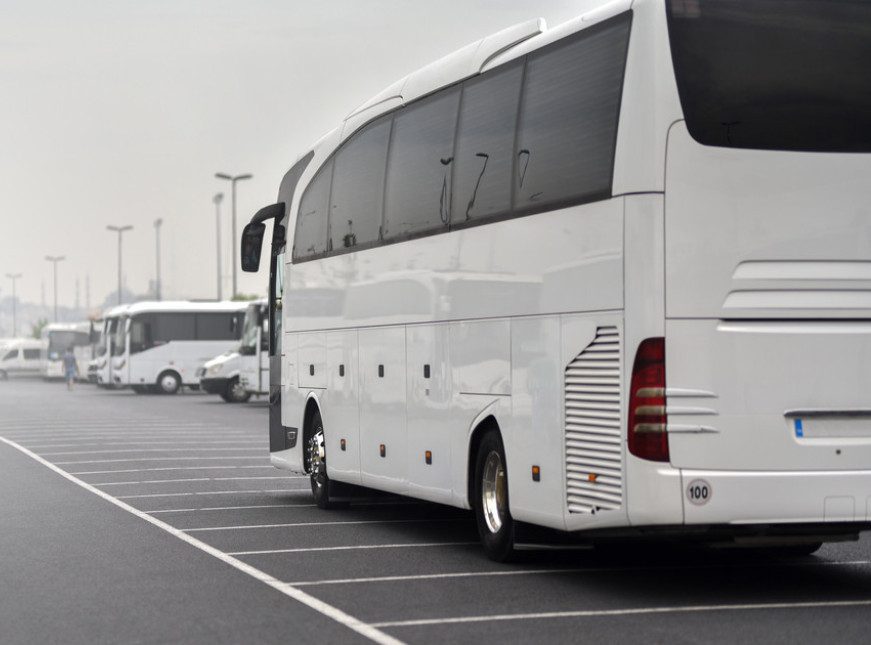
214 192 224 205
215 172 253 183
154 218 163 229
45 255 65 263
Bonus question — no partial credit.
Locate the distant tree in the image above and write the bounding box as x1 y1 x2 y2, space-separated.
31 317 48 339
232 293 262 301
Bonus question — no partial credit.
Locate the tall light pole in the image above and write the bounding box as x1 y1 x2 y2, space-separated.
215 172 252 299
45 256 65 322
154 218 163 300
213 193 224 301
5 273 22 336
107 225 133 305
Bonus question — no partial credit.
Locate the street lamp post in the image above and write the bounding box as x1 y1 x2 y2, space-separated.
154 219 163 300
45 256 65 322
106 225 133 305
214 172 252 299
213 193 224 301
5 273 22 336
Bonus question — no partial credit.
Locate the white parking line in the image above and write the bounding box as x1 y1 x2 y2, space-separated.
229 542 478 556
370 600 871 628
54 456 267 465
149 504 316 514
1 436 403 645
287 560 871 587
39 448 265 456
185 518 465 532
70 465 272 475
25 441 262 449
116 489 300 499
96 476 298 487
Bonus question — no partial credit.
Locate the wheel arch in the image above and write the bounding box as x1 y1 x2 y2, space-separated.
300 393 322 474
466 414 502 509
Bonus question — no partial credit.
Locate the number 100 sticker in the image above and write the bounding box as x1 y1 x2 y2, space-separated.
686 479 712 505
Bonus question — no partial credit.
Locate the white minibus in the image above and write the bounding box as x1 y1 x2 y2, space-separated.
113 301 247 394
242 0 871 560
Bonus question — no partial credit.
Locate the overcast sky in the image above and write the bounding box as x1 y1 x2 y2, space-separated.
1 0 602 310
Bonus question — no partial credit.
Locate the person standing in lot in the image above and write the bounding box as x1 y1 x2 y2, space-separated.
63 347 78 391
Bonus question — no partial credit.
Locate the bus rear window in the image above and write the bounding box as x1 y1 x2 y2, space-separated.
667 0 871 152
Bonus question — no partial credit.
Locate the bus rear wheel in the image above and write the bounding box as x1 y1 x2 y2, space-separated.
157 370 181 395
474 429 516 562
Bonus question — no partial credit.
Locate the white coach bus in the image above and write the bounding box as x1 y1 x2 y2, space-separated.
41 322 93 380
241 0 871 560
113 301 246 394
93 305 130 388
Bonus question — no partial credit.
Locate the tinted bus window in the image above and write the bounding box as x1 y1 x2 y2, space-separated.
667 0 871 152
294 160 333 260
515 14 630 210
330 118 391 251
383 88 461 239
452 62 523 224
196 312 239 341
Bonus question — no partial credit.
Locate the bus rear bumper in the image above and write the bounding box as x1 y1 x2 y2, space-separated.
680 468 871 526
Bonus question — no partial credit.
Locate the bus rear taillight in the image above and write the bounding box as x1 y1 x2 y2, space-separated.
627 337 669 462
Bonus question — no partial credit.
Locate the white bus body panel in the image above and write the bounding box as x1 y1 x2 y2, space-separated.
127 340 240 387
664 122 871 523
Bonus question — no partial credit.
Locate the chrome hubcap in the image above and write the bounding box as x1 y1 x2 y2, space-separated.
481 450 506 534
308 430 325 489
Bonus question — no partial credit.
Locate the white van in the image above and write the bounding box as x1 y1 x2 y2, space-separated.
197 350 251 403
0 338 47 379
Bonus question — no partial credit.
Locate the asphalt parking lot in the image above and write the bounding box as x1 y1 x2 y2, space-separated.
2 377 870 644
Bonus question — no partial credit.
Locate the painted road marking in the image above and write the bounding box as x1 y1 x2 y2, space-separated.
370 600 871 628
0 437 403 645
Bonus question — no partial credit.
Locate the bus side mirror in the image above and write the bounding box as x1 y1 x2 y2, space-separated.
241 222 266 272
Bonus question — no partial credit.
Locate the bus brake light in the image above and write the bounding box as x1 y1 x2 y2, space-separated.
627 338 669 462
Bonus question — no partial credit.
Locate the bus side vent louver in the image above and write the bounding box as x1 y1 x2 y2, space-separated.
565 326 623 514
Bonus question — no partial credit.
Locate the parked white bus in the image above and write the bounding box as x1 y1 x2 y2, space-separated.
238 299 269 398
113 301 246 394
0 338 46 379
242 0 871 560
41 322 93 381
93 304 130 388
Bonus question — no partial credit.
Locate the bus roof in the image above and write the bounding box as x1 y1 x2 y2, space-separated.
120 300 250 316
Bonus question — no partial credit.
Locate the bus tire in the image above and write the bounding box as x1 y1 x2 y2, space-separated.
157 370 181 395
474 429 516 562
221 377 251 403
306 409 344 509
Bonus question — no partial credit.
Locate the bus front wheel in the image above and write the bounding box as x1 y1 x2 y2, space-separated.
306 410 344 509
157 370 181 395
474 429 516 562
221 377 251 403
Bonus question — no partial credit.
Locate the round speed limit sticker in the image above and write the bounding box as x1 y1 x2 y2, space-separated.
686 479 712 506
